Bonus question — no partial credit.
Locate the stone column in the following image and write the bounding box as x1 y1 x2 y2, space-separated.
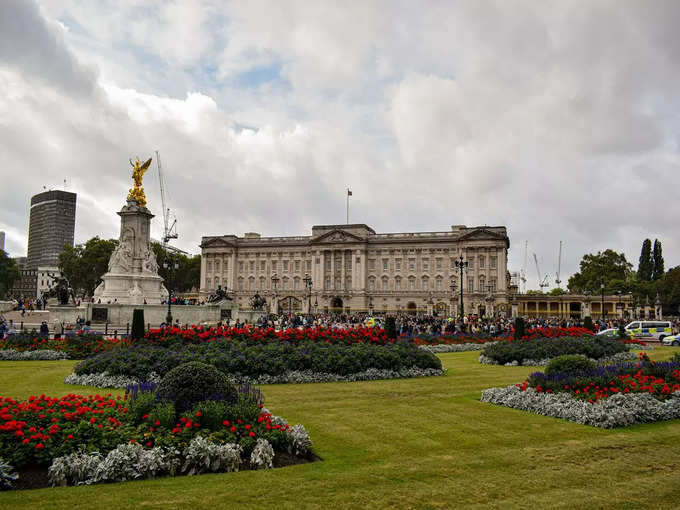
341 250 346 292
200 253 208 292
330 250 335 290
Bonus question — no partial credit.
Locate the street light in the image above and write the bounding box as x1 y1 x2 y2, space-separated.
303 273 313 316
271 273 279 314
600 282 605 321
454 255 469 321
449 278 457 317
164 254 179 325
314 295 318 314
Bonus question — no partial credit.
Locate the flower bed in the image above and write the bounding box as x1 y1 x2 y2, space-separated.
0 334 127 359
479 335 631 366
70 339 443 385
0 381 313 490
480 353 680 427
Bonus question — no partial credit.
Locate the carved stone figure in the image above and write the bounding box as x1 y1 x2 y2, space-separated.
250 292 267 311
142 246 158 274
207 285 232 303
109 238 133 273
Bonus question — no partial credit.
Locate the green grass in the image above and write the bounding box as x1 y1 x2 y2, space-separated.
1 348 680 509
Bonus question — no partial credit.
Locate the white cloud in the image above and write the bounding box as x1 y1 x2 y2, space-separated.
1 0 679 293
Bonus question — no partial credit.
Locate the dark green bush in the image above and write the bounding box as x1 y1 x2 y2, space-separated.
131 309 145 340
482 335 627 365
148 402 175 429
385 317 397 339
583 316 594 332
74 339 442 379
155 362 237 413
544 354 597 376
514 317 525 339
129 393 156 424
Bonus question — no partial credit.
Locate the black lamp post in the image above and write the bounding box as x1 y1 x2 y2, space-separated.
449 278 457 317
271 273 279 314
164 254 179 325
303 273 313 315
314 295 318 314
600 282 605 321
454 255 469 320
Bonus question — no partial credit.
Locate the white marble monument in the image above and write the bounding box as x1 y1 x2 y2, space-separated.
93 158 168 305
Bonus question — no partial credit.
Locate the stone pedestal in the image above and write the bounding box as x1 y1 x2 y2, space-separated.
94 199 168 305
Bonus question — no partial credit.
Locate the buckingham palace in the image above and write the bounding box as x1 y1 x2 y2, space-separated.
199 224 510 316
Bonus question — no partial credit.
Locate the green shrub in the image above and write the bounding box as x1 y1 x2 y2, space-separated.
148 402 176 429
618 324 628 339
583 316 594 332
129 393 156 424
131 309 145 340
514 317 525 339
155 362 237 413
385 317 397 339
544 354 597 376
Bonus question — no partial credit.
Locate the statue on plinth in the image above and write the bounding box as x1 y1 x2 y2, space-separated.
93 156 169 305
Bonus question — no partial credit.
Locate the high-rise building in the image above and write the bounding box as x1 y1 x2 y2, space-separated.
26 190 77 269
0 231 5 252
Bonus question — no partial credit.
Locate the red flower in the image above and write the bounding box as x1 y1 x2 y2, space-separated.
248 431 256 437
35 443 44 450
195 411 202 417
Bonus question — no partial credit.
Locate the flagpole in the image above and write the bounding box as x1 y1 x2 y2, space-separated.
346 189 349 224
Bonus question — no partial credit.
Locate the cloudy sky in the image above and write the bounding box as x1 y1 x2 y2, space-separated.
1 0 678 290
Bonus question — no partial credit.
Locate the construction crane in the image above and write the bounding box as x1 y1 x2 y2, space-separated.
155 150 178 246
533 253 549 292
555 240 563 287
520 241 528 293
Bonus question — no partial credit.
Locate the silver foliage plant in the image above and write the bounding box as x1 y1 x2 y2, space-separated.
250 439 275 469
419 342 497 353
0 349 68 361
182 436 242 476
478 352 638 367
48 451 103 487
288 425 313 455
65 367 443 389
480 385 680 428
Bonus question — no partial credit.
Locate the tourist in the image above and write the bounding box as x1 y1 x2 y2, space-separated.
40 321 49 338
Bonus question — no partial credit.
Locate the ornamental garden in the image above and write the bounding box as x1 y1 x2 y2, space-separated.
1 321 679 506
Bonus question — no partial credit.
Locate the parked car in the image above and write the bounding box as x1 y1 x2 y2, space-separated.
661 335 680 347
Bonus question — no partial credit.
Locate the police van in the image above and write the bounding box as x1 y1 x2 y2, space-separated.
624 321 672 340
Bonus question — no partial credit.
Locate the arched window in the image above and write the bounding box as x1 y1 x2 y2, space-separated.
238 277 244 291
408 277 415 291
422 277 429 291
368 277 376 291
248 276 255 290
436 277 443 291
346 276 352 290
294 277 300 290
259 277 265 290
282 277 289 290
381 276 389 291
395 276 401 291
205 277 211 289
214 276 220 288
479 276 485 293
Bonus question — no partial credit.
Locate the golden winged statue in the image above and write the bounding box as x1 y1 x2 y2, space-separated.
127 157 152 207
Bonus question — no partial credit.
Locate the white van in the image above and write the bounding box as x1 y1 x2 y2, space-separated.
624 321 672 340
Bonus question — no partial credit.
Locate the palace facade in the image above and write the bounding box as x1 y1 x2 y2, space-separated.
200 224 510 315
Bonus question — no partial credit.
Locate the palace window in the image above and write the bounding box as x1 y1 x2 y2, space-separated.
450 258 456 269
479 276 486 292
422 277 429 291
294 277 300 290
248 277 254 290
326 259 331 270
205 277 211 289
306 260 312 271
283 260 289 272
224 259 228 270
490 256 497 269
395 259 402 271
422 258 429 271
249 261 255 272
381 276 389 291
436 258 442 270
259 278 265 290
395 277 401 290
346 276 352 289
478 256 485 269
207 261 212 272
409 258 415 271
271 260 277 271
238 278 244 291
335 277 341 288
468 277 474 293
214 276 220 287
282 277 289 290
368 277 375 291
260 260 266 271
214 260 220 271
238 261 243 272
490 278 497 291
408 277 415 291
382 259 388 271
436 277 443 291
325 277 330 289
295 260 300 272
368 259 375 270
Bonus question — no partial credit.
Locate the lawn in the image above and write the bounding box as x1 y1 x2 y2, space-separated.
1 348 679 509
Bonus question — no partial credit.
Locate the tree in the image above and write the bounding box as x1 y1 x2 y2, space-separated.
652 239 664 281
637 239 653 281
152 242 201 293
58 237 118 298
0 250 20 299
548 287 565 296
567 249 633 294
658 266 680 316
